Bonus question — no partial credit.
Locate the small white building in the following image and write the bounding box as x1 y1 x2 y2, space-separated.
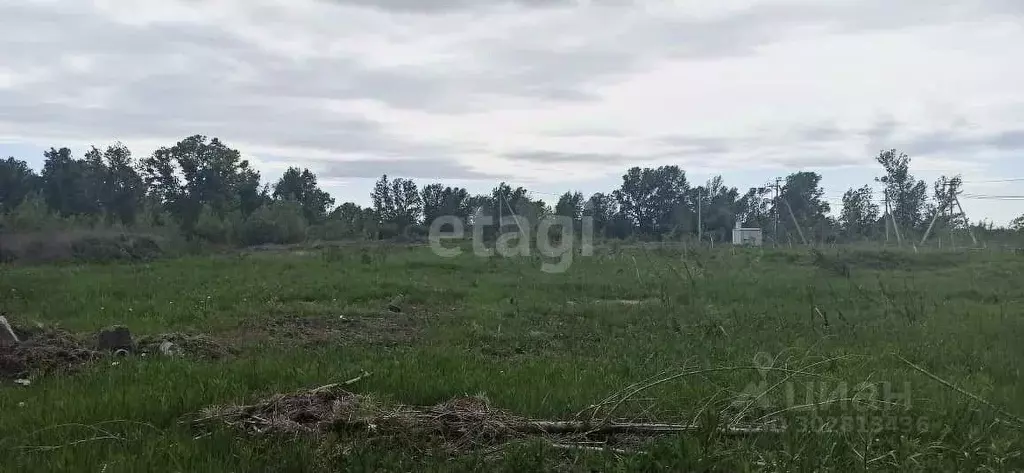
732 222 763 246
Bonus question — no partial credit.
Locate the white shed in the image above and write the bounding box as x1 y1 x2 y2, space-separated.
732 222 763 246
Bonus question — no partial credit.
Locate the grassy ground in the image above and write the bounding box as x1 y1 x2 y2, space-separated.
1 243 1023 471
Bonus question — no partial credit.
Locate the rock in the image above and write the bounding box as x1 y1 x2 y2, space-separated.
97 326 134 353
159 341 180 357
0 316 18 343
14 379 31 387
387 295 404 313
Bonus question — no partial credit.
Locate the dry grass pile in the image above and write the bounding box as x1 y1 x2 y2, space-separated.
136 333 235 360
190 383 779 454
193 384 525 451
0 327 99 380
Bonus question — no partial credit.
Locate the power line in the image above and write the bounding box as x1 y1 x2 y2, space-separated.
960 177 1024 184
961 194 1024 200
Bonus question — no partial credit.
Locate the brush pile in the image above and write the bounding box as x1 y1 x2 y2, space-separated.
0 326 99 380
193 385 527 450
191 383 779 453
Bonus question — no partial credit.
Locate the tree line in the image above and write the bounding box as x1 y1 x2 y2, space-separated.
0 135 1013 246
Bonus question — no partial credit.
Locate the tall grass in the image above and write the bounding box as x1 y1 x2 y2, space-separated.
1 244 1022 471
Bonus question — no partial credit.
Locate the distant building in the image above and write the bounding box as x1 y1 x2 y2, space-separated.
732 222 763 246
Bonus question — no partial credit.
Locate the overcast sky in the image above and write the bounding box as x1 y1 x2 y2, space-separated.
2 0 1023 224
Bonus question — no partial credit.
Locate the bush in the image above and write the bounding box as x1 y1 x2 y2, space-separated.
377 223 401 240
1 194 66 232
71 236 128 262
71 234 165 263
193 205 229 244
307 219 360 242
238 200 308 246
406 224 429 240
0 231 166 264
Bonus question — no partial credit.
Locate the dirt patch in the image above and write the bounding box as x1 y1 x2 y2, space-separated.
234 311 423 347
137 333 236 360
0 326 99 380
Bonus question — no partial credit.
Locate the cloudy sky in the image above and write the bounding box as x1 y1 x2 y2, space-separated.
2 0 1023 224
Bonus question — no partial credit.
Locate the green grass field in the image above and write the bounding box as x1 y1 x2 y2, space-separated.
2 244 1023 471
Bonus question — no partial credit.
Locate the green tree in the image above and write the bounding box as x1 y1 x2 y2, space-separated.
421 184 470 225
777 171 831 241
1010 215 1024 232
371 175 396 223
839 185 880 238
390 178 421 229
141 135 259 231
369 174 421 230
927 175 965 231
83 143 147 224
613 166 690 236
691 176 740 242
320 202 370 239
875 149 929 231
0 157 40 212
40 147 105 217
490 182 528 218
737 186 773 229
237 167 269 217
584 192 617 237
273 167 334 224
555 191 584 222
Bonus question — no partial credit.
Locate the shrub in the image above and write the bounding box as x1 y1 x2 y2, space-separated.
193 205 229 244
377 223 401 240
238 200 308 246
71 234 165 263
0 231 166 264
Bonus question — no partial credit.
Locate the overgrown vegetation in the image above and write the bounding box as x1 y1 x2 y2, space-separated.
1 244 1023 471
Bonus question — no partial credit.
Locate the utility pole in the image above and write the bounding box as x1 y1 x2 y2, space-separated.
697 188 703 244
884 189 903 246
774 178 807 245
953 193 977 247
884 194 890 244
496 191 504 243
783 196 808 245
921 178 946 246
773 178 781 247
890 209 903 246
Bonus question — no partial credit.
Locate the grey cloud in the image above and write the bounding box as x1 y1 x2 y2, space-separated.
990 130 1024 150
657 136 736 155
318 158 503 180
862 117 899 149
505 151 633 164
6 0 1020 122
541 128 625 138
901 128 1024 157
0 3 465 158
507 133 867 170
3 0 1023 182
321 0 587 13
797 124 844 143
